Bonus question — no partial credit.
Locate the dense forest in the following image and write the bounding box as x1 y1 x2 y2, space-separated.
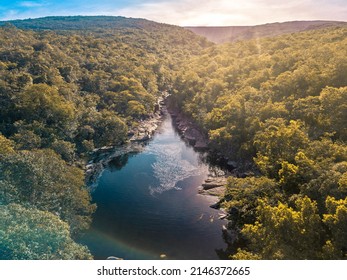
0 16 346 260
0 17 209 259
169 27 347 259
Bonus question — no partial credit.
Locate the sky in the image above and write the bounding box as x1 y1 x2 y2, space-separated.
0 0 346 26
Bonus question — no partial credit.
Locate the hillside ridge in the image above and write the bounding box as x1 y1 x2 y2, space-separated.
185 20 347 43
0 15 173 31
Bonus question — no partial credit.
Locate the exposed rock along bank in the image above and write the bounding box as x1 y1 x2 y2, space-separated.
86 96 232 206
198 176 227 197
167 107 209 151
167 107 230 207
85 96 166 187
128 96 166 142
85 99 231 227
198 176 228 219
167 106 250 174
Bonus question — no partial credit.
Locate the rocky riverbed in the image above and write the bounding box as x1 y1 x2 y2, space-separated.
128 98 165 142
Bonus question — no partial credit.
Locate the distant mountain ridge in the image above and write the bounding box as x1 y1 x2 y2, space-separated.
185 20 347 43
0 16 170 31
2 17 346 45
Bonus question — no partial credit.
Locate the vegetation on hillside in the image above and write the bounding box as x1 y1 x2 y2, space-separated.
0 16 177 31
1 15 346 260
0 17 209 259
169 27 347 259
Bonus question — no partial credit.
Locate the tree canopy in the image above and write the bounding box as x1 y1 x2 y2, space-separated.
168 26 347 259
0 17 209 260
1 17 346 260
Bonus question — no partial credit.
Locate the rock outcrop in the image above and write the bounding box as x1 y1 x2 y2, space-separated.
129 97 166 142
167 107 209 150
86 96 168 187
198 176 227 197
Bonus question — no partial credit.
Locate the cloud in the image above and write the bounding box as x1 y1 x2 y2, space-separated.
114 0 347 26
1 10 20 21
19 1 45 8
0 0 346 25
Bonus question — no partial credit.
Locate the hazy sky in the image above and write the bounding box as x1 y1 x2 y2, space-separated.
0 0 346 26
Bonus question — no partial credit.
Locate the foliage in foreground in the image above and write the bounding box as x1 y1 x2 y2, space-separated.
0 203 92 260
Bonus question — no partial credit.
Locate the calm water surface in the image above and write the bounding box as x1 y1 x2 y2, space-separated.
82 114 227 260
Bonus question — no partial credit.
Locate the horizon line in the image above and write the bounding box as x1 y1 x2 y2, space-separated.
1 15 346 28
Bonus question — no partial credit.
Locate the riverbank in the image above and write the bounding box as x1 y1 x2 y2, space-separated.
198 176 227 197
128 96 167 142
165 106 231 213
167 104 256 177
85 98 231 213
81 109 228 260
85 97 166 188
167 107 209 151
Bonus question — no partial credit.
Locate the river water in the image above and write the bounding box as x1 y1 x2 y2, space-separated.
82 114 227 260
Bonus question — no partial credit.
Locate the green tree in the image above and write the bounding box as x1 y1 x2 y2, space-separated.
16 84 76 128
0 203 92 260
254 119 309 178
51 140 76 163
323 196 347 258
11 129 42 150
0 149 96 235
93 110 127 147
0 134 14 155
126 100 147 119
239 197 323 259
319 87 347 140
222 176 280 228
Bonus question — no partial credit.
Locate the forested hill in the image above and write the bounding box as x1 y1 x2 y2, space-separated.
0 16 169 31
169 26 347 259
0 16 210 260
186 20 347 43
0 16 210 153
1 15 347 260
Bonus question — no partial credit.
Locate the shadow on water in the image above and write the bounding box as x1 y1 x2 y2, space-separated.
107 152 137 172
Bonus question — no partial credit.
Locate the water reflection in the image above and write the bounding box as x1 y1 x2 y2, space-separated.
82 114 227 260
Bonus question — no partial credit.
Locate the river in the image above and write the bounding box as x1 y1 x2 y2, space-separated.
81 113 227 260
